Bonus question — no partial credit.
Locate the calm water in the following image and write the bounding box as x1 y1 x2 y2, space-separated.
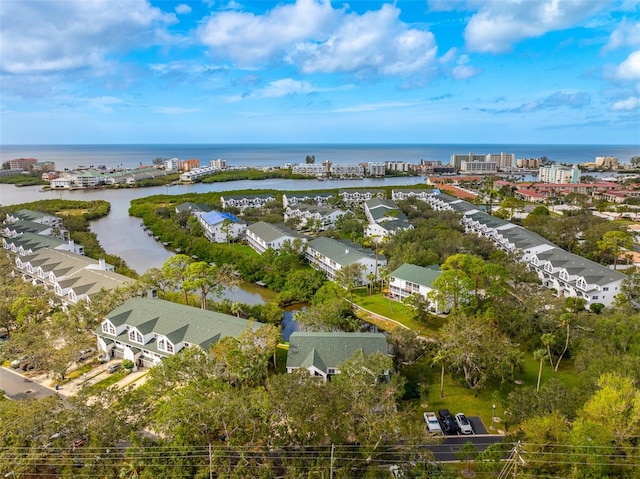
2 143 639 171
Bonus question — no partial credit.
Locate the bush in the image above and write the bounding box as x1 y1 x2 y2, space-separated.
122 359 134 370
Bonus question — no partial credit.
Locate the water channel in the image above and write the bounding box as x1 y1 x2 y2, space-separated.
1 177 423 338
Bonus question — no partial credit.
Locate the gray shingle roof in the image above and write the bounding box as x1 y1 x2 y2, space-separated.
247 221 304 243
286 332 388 371
307 237 385 264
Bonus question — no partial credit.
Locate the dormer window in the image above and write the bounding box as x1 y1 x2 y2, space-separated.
157 337 175 354
102 321 116 335
559 270 568 281
68 291 77 303
129 329 143 344
576 278 587 290
544 263 553 273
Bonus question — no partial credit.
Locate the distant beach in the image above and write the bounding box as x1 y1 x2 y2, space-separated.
2 144 638 172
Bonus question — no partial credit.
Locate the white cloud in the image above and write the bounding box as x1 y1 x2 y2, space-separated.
463 0 608 53
612 96 640 110
604 20 640 51
258 78 315 97
451 54 481 79
199 0 337 66
616 50 640 80
330 100 424 113
175 4 192 15
199 1 437 76
0 0 176 75
290 4 437 75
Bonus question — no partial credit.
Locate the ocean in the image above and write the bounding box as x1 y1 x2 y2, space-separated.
1 143 638 171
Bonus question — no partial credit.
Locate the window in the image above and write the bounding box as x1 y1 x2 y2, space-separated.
592 296 598 300
129 329 143 344
603 287 609 291
158 338 175 354
102 322 116 335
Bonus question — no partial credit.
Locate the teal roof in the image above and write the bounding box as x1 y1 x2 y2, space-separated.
247 221 304 242
286 332 388 372
390 263 441 288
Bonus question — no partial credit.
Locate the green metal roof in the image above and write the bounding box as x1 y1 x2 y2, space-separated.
390 263 441 288
247 221 304 243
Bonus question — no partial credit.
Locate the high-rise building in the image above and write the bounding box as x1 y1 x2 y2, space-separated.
539 164 581 184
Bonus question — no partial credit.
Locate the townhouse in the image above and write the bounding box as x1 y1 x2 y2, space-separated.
3 232 84 256
305 237 386 285
338 189 385 205
284 204 348 230
14 248 135 306
245 221 307 254
220 193 277 212
391 189 438 202
198 210 246 243
96 297 260 368
282 192 334 208
286 332 389 380
388 263 444 313
422 192 627 306
363 198 413 238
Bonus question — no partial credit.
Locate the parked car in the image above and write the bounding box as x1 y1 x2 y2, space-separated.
455 413 474 435
423 412 443 434
438 409 458 434
107 363 121 374
77 348 95 362
10 356 26 368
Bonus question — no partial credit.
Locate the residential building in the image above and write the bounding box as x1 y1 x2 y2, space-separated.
210 158 227 169
389 263 444 313
286 332 388 380
422 192 626 306
175 202 211 215
539 164 581 184
291 163 328 177
9 157 38 170
595 156 619 169
221 193 277 212
14 248 135 306
460 160 497 174
516 158 543 169
306 237 386 285
391 189 438 202
282 192 334 208
3 232 84 256
181 159 200 171
363 198 413 238
5 209 63 227
385 161 411 173
164 158 181 171
95 297 260 368
245 221 307 254
284 204 348 230
180 165 219 182
330 164 364 177
367 162 386 176
338 189 385 205
198 211 246 243
450 153 485 170
486 152 515 169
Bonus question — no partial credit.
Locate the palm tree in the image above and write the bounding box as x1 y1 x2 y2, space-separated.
533 348 548 391
554 313 574 372
432 349 448 398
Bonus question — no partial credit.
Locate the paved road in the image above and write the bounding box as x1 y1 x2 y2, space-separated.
0 366 57 400
429 435 507 462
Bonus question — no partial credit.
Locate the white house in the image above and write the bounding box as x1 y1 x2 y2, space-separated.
198 211 246 243
95 297 261 368
245 221 307 254
363 198 413 238
284 204 348 230
305 237 386 285
220 193 277 212
389 263 444 313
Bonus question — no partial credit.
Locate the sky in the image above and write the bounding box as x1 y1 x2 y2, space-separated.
0 0 639 145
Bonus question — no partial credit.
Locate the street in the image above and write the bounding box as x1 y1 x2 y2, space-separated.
0 366 57 400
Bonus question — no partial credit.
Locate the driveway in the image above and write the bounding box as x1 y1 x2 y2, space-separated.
0 366 57 400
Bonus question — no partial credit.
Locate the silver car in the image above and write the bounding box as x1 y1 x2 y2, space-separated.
455 413 473 434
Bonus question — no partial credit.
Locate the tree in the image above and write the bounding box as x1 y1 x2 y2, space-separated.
402 293 429 323
597 230 633 269
335 262 365 306
305 155 315 164
533 348 548 392
554 312 574 372
630 156 640 168
220 218 234 245
183 261 218 310
161 254 194 304
456 440 478 477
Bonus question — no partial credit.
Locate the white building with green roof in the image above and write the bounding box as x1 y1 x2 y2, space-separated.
245 221 306 254
286 332 388 380
305 237 386 285
95 297 261 368
389 263 444 313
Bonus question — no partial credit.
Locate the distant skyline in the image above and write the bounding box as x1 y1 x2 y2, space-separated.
1 0 639 145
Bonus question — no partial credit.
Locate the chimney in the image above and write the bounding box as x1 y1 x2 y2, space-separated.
99 258 106 270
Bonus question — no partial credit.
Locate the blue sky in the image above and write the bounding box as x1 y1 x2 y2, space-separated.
1 0 639 145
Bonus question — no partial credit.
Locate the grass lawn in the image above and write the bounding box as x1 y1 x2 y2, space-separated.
401 350 582 432
351 289 445 336
87 371 127 394
275 344 289 374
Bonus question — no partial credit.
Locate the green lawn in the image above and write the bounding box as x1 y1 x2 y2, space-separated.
86 370 127 393
351 289 445 336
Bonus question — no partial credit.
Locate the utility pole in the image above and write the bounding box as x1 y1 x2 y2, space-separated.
329 443 335 479
209 443 213 479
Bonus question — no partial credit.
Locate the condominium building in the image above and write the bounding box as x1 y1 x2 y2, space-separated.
539 164 581 184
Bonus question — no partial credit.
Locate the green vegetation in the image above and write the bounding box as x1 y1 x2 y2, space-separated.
200 167 307 183
0 174 47 186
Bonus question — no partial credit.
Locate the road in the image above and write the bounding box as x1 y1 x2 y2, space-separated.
0 366 57 400
429 435 507 462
